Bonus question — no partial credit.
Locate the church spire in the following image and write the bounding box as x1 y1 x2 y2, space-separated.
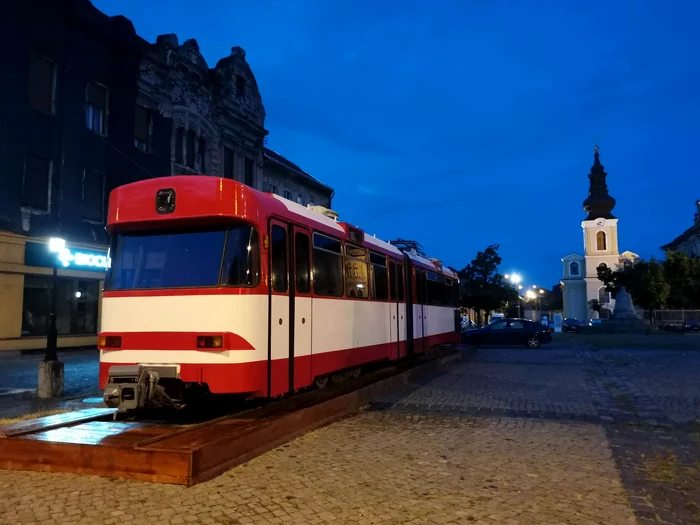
582 145 616 220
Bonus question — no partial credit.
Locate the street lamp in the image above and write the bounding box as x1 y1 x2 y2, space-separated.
37 237 65 399
505 273 524 317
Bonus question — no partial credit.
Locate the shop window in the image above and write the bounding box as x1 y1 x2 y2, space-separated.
22 153 52 211
21 275 99 336
86 81 108 135
312 233 343 297
28 53 55 114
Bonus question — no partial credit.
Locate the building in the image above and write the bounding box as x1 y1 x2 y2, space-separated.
0 0 171 352
660 200 700 257
560 147 639 321
0 0 333 352
263 148 334 207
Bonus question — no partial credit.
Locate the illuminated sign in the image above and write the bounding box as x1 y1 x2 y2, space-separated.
48 238 111 270
24 239 110 273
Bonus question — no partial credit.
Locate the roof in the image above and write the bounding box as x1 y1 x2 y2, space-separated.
263 148 334 195
661 222 700 251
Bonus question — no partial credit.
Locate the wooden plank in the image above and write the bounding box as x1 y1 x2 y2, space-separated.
0 437 192 485
0 408 117 438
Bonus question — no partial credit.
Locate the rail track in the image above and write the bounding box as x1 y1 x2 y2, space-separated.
0 346 462 486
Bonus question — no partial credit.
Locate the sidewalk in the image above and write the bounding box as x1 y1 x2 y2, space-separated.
0 349 101 420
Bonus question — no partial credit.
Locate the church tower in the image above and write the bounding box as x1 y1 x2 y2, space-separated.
581 146 621 316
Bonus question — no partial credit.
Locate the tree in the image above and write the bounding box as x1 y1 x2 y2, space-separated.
662 251 700 309
597 258 670 319
458 244 517 325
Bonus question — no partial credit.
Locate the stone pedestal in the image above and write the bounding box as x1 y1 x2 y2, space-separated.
37 360 64 399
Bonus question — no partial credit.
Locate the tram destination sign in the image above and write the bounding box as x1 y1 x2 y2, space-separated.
25 240 110 272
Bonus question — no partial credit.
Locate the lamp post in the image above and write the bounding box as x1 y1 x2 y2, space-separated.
505 273 523 318
37 237 65 398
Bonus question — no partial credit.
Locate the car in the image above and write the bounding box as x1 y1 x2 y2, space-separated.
684 320 700 333
462 318 553 349
562 318 589 333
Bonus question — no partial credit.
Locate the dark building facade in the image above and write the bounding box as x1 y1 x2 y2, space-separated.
0 0 170 351
263 148 334 208
661 200 700 257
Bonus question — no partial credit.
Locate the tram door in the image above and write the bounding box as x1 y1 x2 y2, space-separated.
388 260 400 360
292 227 312 390
413 269 425 354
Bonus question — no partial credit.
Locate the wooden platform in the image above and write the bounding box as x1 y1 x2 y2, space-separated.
0 349 461 485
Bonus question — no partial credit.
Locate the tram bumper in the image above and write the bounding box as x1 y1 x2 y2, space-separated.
103 364 179 412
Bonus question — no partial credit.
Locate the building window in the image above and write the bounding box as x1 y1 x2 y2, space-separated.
134 105 152 152
244 157 254 187
223 147 235 179
236 75 246 99
85 82 108 135
270 184 278 195
186 129 196 168
22 153 52 211
197 137 206 172
312 233 344 297
596 231 607 251
21 275 99 336
284 190 292 200
598 287 611 304
569 261 580 276
28 53 55 114
175 127 184 164
82 169 105 222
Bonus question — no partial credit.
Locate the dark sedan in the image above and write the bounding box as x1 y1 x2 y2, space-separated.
462 318 553 349
684 320 700 333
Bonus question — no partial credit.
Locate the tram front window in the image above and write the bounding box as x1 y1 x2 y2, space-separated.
107 224 260 290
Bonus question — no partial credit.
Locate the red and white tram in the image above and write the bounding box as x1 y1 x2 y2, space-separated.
99 176 460 412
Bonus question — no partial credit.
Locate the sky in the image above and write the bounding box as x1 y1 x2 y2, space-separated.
94 0 700 289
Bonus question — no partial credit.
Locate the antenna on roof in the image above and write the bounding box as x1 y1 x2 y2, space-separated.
389 239 426 257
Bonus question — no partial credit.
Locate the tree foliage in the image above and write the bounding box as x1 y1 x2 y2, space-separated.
597 258 670 312
458 244 518 320
662 251 700 309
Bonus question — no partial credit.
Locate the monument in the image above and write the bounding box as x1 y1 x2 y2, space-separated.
608 286 645 332
612 287 638 319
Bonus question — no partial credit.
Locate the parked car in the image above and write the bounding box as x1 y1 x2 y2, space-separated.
462 318 553 349
562 318 588 333
684 320 700 333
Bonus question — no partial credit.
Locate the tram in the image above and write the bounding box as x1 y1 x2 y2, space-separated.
99 176 460 412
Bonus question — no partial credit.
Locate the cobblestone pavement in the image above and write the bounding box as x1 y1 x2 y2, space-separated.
0 349 101 420
0 341 699 524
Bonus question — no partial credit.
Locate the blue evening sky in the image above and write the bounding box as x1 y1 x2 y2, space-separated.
94 0 699 289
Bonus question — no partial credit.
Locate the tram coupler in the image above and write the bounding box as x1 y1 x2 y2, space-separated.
103 365 178 413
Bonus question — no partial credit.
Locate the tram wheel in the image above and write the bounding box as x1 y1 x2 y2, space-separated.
349 367 361 379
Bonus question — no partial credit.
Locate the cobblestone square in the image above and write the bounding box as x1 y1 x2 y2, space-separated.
1 339 699 524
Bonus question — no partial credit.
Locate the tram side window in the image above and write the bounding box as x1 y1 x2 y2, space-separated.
271 225 288 293
415 269 426 305
312 233 344 297
397 263 405 302
345 243 368 299
389 261 397 300
370 251 388 300
445 277 454 307
427 271 439 305
295 232 310 294
222 225 260 286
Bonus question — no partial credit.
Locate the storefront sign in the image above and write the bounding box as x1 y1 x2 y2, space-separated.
25 240 110 272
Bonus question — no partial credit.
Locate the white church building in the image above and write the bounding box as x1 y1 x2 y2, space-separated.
561 147 639 321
